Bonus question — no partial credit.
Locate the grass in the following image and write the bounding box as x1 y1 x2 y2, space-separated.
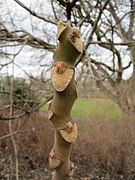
40 98 122 121
72 98 122 121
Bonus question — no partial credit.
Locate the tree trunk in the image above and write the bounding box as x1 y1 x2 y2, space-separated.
129 47 135 118
48 21 83 180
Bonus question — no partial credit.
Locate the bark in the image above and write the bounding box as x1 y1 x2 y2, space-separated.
129 47 135 117
48 21 83 180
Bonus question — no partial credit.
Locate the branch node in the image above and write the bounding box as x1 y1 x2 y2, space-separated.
64 121 74 133
57 21 69 40
54 61 67 74
48 109 54 120
49 150 61 169
59 122 77 143
52 64 74 92
68 161 75 176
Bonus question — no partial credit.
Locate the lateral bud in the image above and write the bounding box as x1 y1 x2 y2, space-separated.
68 162 75 176
49 150 61 169
54 61 67 74
51 61 74 92
59 121 78 143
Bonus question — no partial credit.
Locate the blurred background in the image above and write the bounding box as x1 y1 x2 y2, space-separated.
0 0 135 179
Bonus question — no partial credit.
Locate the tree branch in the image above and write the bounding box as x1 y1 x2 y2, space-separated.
89 40 135 46
85 0 110 49
0 28 55 51
13 0 57 25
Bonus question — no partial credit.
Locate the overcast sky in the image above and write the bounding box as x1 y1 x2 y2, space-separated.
0 0 56 78
0 0 133 79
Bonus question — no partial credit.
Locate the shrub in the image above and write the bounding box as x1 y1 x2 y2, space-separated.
0 76 39 110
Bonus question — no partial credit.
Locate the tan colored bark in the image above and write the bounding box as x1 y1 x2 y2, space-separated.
48 21 83 180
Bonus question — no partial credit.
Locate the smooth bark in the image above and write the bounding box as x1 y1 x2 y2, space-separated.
48 21 83 179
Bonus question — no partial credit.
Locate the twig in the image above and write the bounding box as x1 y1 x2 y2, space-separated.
9 57 19 180
85 0 110 48
13 0 57 25
0 126 53 141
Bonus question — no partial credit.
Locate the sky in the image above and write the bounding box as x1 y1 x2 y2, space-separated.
0 0 133 80
0 0 55 78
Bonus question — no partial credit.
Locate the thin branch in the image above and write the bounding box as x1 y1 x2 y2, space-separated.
51 0 59 20
0 28 55 51
0 126 53 141
0 95 52 121
109 2 128 40
85 0 110 48
13 0 57 25
0 105 11 110
0 131 18 141
127 0 135 38
0 112 28 120
89 40 135 46
8 54 19 180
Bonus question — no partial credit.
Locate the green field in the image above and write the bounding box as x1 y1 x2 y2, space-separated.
72 98 122 121
40 98 122 121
